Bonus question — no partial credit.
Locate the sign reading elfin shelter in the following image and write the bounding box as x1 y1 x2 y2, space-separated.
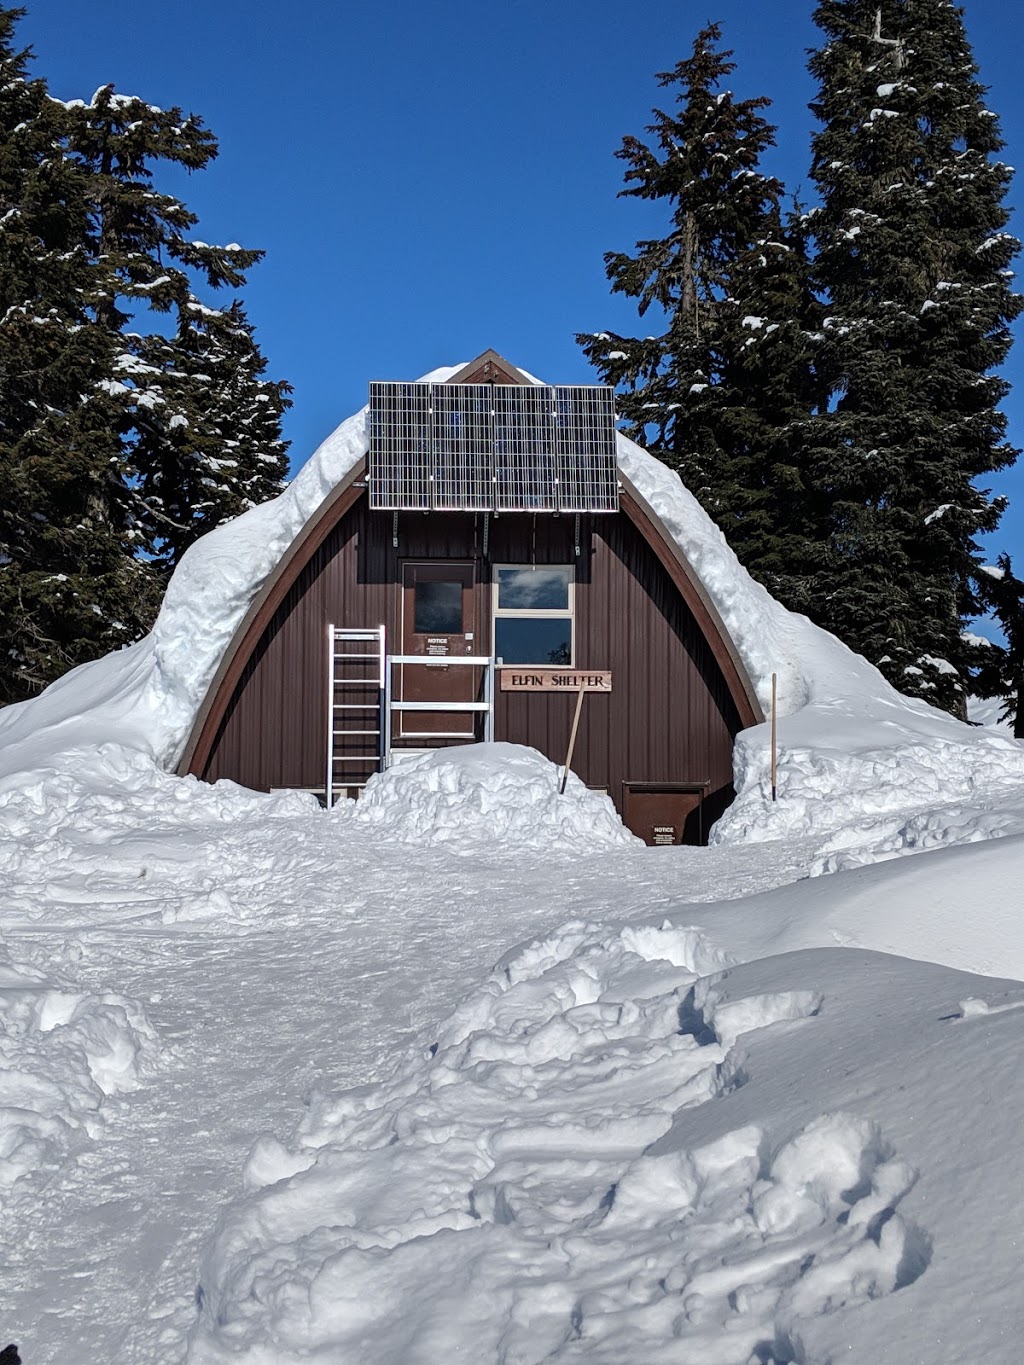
500 670 612 692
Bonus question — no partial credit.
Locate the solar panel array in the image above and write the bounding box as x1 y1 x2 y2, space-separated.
368 382 619 513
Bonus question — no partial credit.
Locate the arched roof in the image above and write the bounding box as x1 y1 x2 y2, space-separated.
176 455 763 779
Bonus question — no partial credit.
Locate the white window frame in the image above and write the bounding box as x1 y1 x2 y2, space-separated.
492 564 575 668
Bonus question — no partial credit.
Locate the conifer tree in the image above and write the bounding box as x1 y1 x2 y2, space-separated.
707 210 827 613
60 83 289 572
0 9 157 702
807 0 1021 713
972 556 1024 737
577 25 823 611
131 299 291 571
0 10 289 702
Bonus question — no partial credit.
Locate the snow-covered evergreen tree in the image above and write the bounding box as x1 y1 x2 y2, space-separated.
63 83 260 322
707 208 826 613
0 10 157 702
131 299 291 571
61 82 289 570
807 0 1022 714
972 556 1024 737
577 25 823 611
0 9 289 701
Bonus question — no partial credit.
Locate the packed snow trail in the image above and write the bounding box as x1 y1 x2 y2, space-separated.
186 922 1024 1365
0 787 814 1364
5 746 1024 1360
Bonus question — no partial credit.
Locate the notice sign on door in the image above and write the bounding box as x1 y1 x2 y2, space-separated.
500 670 612 692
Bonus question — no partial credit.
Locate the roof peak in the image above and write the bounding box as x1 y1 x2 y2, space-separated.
445 350 534 386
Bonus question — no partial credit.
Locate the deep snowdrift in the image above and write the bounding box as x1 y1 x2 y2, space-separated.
0 935 159 1209
187 907 1024 1365
346 743 641 852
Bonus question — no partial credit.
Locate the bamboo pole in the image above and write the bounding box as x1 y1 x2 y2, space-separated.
560 685 588 795
771 671 778 803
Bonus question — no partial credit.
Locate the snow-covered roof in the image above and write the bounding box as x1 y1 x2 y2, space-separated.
1 362 1021 836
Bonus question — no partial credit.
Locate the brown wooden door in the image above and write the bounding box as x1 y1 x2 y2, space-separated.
399 562 479 738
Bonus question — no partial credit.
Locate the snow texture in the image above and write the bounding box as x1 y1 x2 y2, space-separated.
345 743 641 852
186 905 1024 1365
0 929 159 1212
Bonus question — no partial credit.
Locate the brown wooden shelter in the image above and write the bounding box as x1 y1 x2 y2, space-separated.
177 352 762 844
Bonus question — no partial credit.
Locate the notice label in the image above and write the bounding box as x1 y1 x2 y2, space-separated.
500 670 612 693
652 825 676 846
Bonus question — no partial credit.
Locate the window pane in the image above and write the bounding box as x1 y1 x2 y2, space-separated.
496 566 571 610
495 617 572 666
414 580 462 633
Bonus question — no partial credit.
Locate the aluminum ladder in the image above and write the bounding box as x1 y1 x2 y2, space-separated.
325 625 386 806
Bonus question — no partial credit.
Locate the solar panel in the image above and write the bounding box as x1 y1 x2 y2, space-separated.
431 384 493 511
368 381 619 513
554 386 619 513
493 385 557 512
368 382 431 510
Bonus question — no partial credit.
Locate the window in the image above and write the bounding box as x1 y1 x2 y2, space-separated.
413 579 463 634
493 565 574 666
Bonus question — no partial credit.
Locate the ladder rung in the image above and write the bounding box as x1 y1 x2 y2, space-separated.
334 653 382 660
333 703 379 710
392 731 477 740
390 701 490 712
332 756 383 763
333 729 381 736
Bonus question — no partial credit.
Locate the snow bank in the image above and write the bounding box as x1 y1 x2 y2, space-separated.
187 899 1024 1364
615 435 1024 849
967 693 1013 730
0 745 316 933
345 743 641 852
0 937 159 1201
718 716 1024 855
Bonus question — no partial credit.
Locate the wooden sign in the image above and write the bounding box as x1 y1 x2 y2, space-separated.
500 669 612 693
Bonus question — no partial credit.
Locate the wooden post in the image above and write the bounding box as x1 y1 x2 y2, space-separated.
771 671 778 803
560 685 588 795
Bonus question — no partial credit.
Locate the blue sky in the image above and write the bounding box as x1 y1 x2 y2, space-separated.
17 1 1024 572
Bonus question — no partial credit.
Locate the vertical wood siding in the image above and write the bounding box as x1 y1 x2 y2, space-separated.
201 497 741 819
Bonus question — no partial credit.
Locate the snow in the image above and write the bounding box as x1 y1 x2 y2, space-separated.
184 838 1024 1365
968 693 1012 730
346 743 640 852
0 935 159 1198
4 728 1024 1360
6 363 1024 1360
